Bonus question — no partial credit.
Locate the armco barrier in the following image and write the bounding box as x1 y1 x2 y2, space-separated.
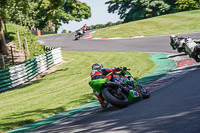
0 47 62 92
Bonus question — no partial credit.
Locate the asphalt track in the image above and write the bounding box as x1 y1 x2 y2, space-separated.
32 32 200 133
38 32 200 53
31 69 200 133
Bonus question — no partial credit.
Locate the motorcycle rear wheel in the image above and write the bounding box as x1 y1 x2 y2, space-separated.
102 88 129 108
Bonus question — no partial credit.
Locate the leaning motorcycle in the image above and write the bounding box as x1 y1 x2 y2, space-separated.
184 38 200 62
75 30 82 40
89 69 150 108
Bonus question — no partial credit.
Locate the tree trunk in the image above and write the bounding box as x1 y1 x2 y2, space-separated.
55 24 58 33
0 17 8 55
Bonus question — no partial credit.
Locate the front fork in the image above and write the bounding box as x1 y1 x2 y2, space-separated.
120 84 142 102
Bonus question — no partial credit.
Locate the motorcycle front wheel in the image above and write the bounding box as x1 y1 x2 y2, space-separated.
138 85 150 99
102 87 129 108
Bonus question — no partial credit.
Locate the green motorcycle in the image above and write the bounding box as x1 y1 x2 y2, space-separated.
89 69 150 108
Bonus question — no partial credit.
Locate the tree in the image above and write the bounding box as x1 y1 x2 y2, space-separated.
64 0 91 22
106 0 170 22
0 17 8 55
1 0 91 33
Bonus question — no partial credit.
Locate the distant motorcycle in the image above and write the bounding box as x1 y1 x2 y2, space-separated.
184 38 200 62
170 35 200 62
75 30 82 40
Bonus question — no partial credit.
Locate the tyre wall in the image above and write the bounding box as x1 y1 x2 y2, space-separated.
0 47 62 92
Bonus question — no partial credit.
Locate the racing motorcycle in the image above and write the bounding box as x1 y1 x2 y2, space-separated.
89 69 150 108
170 35 200 62
75 30 82 40
184 38 200 62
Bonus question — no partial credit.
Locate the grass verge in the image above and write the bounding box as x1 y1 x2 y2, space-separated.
93 10 200 38
0 51 155 133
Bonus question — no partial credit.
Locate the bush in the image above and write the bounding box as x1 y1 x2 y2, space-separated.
87 21 124 30
175 0 200 11
61 29 67 33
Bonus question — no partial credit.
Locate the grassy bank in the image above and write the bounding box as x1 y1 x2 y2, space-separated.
5 23 45 59
0 51 155 133
93 10 200 38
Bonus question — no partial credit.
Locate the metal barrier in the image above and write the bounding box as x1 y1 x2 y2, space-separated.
0 47 62 92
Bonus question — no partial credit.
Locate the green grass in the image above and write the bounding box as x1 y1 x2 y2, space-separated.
93 10 200 38
0 51 155 133
5 23 45 59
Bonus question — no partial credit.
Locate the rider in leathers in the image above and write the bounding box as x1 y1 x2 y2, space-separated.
170 35 200 61
90 63 127 107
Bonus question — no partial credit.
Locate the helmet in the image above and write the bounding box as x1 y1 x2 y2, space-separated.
92 63 103 70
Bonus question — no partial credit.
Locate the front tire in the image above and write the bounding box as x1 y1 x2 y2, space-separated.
102 88 129 108
138 85 150 99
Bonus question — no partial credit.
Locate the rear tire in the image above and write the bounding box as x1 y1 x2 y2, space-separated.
102 88 129 108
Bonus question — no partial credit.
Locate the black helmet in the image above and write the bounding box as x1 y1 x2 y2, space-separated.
92 63 103 70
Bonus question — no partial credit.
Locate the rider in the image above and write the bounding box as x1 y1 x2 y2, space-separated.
83 24 87 33
90 63 127 107
170 35 200 54
170 35 185 50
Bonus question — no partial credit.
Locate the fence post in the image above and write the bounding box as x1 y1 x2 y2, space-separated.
23 43 27 61
24 37 29 57
1 55 5 69
17 29 21 49
10 46 15 65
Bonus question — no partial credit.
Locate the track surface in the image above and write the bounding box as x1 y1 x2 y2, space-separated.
38 32 200 53
32 32 200 133
32 69 200 133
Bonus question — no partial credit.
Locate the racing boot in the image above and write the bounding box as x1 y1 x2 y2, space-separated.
93 90 108 108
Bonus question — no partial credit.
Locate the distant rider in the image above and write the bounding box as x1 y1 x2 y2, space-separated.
82 24 88 33
170 35 200 55
90 63 127 107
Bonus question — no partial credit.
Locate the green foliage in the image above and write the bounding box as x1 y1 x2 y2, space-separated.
87 21 123 30
61 29 67 33
106 0 170 22
1 0 91 33
64 0 91 22
6 23 45 59
175 0 200 11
